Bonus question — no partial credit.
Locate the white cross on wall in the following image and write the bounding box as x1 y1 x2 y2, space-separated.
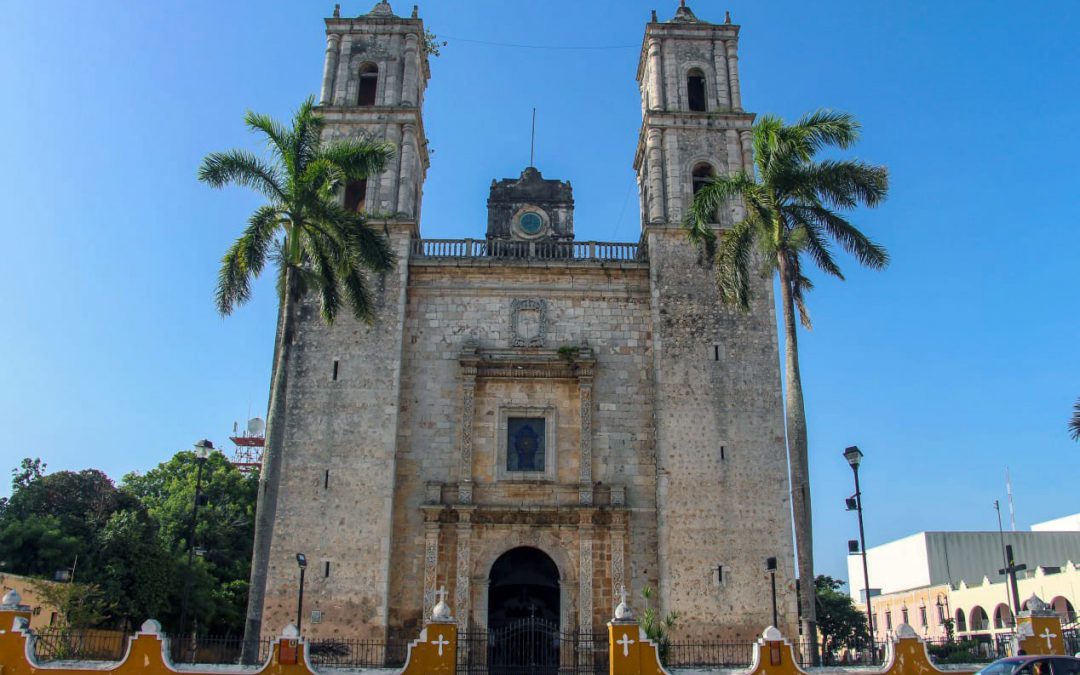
1040 628 1058 650
431 633 449 657
617 633 635 657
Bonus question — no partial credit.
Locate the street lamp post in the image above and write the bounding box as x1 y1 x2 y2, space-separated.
296 553 307 635
179 439 214 641
844 445 875 656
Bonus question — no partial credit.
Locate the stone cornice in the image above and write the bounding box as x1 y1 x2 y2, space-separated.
460 347 595 381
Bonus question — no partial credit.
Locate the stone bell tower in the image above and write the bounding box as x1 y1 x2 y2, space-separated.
634 2 799 639
317 0 429 225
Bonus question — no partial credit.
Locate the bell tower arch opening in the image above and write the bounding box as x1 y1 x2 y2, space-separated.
487 546 561 631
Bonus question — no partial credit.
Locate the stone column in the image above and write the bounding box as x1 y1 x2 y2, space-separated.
726 130 746 221
423 518 440 622
726 40 742 112
332 34 353 106
380 123 402 214
647 38 663 111
578 511 594 630
713 44 730 110
662 128 683 221
455 509 474 631
402 33 420 106
646 129 665 223
458 365 476 504
578 372 593 505
320 34 341 105
611 512 626 616
739 130 754 174
397 123 417 218
386 34 402 106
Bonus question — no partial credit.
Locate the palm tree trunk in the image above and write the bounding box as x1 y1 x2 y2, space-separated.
241 265 299 664
777 254 818 665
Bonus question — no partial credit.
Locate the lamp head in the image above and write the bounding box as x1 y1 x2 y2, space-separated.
194 439 214 460
843 445 863 469
296 553 307 569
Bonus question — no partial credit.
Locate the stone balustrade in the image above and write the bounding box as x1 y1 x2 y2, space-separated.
410 237 644 262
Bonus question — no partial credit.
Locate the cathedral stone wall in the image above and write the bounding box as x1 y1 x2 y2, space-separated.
386 261 659 635
261 225 413 640
256 1 800 648
647 227 798 639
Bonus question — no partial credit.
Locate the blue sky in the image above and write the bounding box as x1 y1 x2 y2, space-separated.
1 1 1077 585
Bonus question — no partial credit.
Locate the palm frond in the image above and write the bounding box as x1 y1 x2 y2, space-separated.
216 241 253 316
796 221 844 280
683 172 755 246
714 218 755 308
797 160 889 210
291 97 324 174
198 150 286 201
238 205 283 277
303 232 343 323
306 200 396 274
794 109 860 152
341 267 376 322
790 203 889 270
245 111 292 171
317 138 395 182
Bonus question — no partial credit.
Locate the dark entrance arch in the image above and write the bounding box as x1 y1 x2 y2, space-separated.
488 546 560 629
487 547 560 674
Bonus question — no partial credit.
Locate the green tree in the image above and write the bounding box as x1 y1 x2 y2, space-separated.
198 97 394 656
1069 397 1080 441
123 451 258 633
29 579 111 629
685 110 889 654
814 575 870 665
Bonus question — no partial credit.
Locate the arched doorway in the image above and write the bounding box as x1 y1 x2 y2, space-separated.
487 547 560 674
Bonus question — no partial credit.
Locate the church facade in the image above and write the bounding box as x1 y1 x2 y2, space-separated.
259 1 799 643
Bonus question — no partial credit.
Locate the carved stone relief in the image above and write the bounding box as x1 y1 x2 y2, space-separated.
511 298 548 347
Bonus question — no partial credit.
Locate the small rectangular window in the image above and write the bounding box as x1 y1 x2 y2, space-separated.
332 360 339 381
324 561 331 578
919 606 927 627
885 611 892 630
720 445 725 460
713 344 720 361
716 564 724 584
324 469 329 489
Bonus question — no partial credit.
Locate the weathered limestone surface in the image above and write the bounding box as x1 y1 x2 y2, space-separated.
260 1 798 645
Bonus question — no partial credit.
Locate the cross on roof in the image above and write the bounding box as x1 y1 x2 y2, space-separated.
619 585 629 606
435 585 448 604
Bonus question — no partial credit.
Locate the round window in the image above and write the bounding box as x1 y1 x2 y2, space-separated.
519 212 543 234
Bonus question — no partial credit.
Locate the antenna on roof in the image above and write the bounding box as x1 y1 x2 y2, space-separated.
529 107 537 167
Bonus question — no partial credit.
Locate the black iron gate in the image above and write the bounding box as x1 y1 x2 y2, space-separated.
457 619 609 675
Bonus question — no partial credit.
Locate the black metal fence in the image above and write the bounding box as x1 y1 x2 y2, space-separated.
925 636 1012 664
168 635 270 665
458 620 608 675
32 630 127 662
306 637 407 668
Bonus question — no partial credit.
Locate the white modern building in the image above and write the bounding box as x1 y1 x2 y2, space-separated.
847 520 1080 641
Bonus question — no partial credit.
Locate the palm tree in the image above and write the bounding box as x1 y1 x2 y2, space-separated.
198 96 394 661
1069 398 1080 441
684 110 889 659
